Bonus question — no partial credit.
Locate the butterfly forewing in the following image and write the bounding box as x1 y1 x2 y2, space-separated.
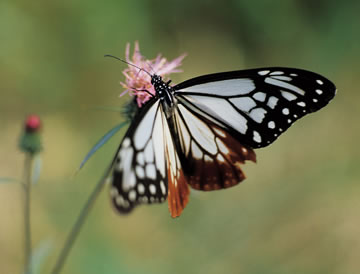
110 100 168 214
174 67 336 148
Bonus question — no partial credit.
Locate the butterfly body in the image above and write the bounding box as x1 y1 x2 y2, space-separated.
110 67 336 217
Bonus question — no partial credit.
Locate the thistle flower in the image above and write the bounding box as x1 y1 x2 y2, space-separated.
120 42 186 107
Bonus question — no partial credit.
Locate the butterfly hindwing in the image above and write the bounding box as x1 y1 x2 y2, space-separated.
170 103 256 191
110 100 168 214
174 67 336 148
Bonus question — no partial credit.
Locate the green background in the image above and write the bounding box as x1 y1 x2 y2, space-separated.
1 0 359 273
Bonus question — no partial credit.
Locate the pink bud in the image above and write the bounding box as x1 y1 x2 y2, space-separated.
25 115 41 132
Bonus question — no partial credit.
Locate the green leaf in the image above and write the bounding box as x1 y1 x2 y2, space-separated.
76 122 128 172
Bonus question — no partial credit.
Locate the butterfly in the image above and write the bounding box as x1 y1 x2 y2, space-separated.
109 66 336 218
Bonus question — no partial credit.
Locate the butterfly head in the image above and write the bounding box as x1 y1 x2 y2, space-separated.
151 74 163 86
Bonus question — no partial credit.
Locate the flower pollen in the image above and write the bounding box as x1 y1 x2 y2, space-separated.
120 42 186 107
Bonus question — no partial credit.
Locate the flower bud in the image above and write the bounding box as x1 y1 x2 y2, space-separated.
19 115 42 154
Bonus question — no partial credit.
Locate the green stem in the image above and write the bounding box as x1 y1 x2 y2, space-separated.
23 154 33 274
50 168 111 274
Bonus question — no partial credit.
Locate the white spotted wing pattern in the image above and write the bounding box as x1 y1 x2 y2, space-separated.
111 100 169 213
175 68 336 148
110 67 336 217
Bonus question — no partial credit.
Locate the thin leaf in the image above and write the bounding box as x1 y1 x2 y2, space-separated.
31 155 42 185
0 177 18 184
76 122 128 173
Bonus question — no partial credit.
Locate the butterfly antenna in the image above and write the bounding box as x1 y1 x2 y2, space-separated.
104 54 152 77
145 60 156 74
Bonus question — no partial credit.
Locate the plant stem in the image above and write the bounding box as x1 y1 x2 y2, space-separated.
50 168 111 274
23 154 33 274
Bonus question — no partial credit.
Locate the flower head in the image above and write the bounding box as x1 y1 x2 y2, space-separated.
120 42 186 107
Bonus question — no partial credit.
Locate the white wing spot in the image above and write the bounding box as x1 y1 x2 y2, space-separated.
145 163 156 180
253 92 266 102
122 138 131 148
297 101 306 107
149 184 156 195
249 108 267 123
216 138 229 154
216 154 225 162
122 170 136 192
316 89 323 95
213 128 226 138
137 183 145 194
136 152 145 166
142 196 148 203
115 195 125 207
204 155 213 162
293 114 298 118
191 141 203 160
281 90 297 101
313 98 318 103
265 77 305 95
230 97 256 112
282 108 290 115
279 128 283 132
128 190 136 202
253 131 262 143
160 180 166 195
287 119 292 123
258 70 270 75
271 76 292 81
316 79 324 85
110 187 118 198
268 121 275 129
135 165 145 179
290 73 298 77
267 96 279 109
270 71 284 75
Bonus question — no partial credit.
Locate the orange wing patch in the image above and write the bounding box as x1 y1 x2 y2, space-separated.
167 161 190 218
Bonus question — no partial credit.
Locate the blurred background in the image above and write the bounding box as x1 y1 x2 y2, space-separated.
1 0 359 273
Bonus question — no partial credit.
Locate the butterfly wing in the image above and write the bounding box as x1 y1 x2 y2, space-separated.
110 99 169 214
110 99 189 217
174 67 336 148
170 104 256 191
171 67 336 190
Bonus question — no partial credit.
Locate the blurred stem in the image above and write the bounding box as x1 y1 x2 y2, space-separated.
23 153 33 274
50 168 111 274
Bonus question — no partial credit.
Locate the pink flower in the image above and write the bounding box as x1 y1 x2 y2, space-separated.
120 42 186 107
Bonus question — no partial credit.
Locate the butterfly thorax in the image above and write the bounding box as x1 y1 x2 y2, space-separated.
151 75 176 118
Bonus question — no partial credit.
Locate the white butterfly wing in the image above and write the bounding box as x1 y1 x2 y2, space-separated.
110 99 190 217
174 67 336 148
110 100 168 213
